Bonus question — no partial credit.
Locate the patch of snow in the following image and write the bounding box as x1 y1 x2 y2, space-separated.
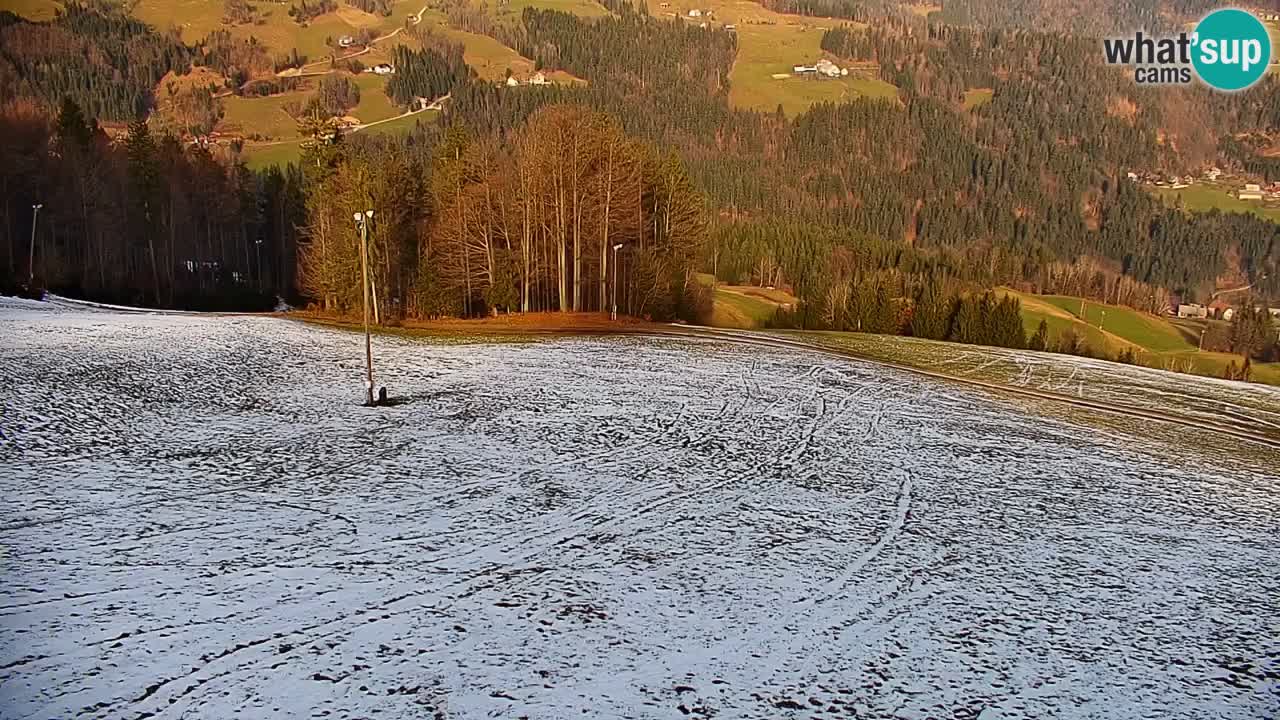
0 305 1276 719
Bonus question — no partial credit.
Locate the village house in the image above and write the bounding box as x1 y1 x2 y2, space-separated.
1221 307 1235 322
687 8 701 17
1176 303 1208 319
793 64 815 75
370 63 395 75
814 58 843 78
505 75 520 87
530 71 549 85
1205 167 1222 181
338 35 355 48
1240 183 1263 200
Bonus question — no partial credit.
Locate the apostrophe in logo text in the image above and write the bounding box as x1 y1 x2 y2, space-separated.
1103 8 1272 91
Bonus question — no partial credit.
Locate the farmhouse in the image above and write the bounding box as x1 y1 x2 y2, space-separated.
506 76 520 87
793 65 815 75
814 58 843 78
338 35 355 48
1239 183 1263 200
687 8 701 17
1205 167 1222 181
1221 307 1235 322
1177 303 1208 319
370 63 395 75
530 71 549 85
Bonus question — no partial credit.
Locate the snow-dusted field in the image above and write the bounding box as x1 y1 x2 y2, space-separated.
1 299 1277 720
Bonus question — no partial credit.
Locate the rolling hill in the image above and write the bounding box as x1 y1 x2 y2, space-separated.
1005 289 1280 385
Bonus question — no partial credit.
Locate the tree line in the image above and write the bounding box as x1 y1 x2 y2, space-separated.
298 104 707 321
0 97 302 309
1 0 1278 372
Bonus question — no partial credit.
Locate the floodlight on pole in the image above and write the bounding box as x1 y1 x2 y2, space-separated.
611 243 624 321
28 203 43 286
353 210 376 405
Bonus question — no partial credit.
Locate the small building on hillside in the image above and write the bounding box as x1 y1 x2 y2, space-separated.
530 71 549 85
1240 183 1263 200
793 65 816 75
1221 307 1236 322
687 8 701 17
1177 303 1208 319
1205 167 1223 181
1270 307 1280 319
338 35 355 48
814 58 842 78
505 75 520 87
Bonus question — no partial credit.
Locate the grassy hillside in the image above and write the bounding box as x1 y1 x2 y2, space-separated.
648 0 894 116
962 87 992 109
490 0 610 23
1006 289 1280 385
1011 291 1138 356
351 73 399 121
240 108 437 168
729 24 897 116
711 289 778 328
1151 183 1280 224
222 89 309 141
699 273 798 328
1035 295 1193 352
7 0 60 20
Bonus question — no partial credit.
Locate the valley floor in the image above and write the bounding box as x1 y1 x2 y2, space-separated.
1 298 1277 719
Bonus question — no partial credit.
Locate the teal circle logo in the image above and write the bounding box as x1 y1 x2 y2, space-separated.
1192 9 1272 91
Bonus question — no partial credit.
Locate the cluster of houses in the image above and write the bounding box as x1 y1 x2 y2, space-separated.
1127 170 1199 189
1126 166 1280 202
1235 181 1280 201
504 72 551 87
1177 302 1280 321
793 58 848 79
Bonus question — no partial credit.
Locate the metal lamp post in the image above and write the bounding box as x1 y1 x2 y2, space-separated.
28 203 42 286
611 243 623 321
353 210 375 406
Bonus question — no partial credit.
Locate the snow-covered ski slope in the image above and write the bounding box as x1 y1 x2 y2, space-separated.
1 298 1277 719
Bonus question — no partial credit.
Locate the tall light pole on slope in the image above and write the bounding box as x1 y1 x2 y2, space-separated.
28 203 42 286
354 209 375 406
611 243 623 321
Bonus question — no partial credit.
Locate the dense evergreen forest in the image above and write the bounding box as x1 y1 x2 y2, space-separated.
0 1 1278 364
934 0 1223 35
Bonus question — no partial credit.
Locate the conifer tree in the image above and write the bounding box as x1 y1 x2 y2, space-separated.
1029 319 1049 352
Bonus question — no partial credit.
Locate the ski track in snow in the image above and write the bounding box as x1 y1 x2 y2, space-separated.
0 297 1278 720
